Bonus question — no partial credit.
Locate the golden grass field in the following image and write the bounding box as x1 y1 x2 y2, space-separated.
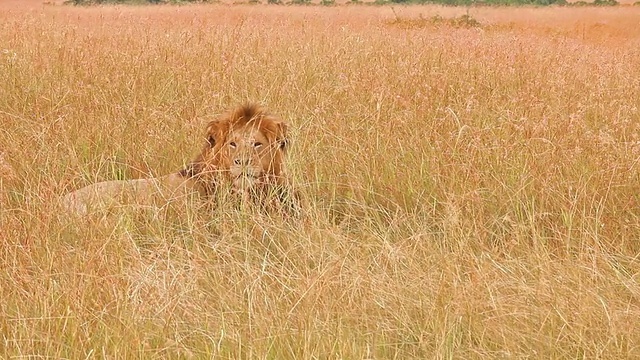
2 1 640 358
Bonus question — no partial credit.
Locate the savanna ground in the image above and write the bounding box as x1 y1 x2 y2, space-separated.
2 1 640 358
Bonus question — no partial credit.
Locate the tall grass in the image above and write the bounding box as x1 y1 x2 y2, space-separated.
2 2 640 358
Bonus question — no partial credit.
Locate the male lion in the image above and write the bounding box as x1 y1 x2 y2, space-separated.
61 103 299 216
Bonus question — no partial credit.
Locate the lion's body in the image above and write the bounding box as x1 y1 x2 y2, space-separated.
60 173 205 215
61 103 300 216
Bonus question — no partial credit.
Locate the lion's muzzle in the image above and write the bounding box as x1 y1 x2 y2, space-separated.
230 165 262 191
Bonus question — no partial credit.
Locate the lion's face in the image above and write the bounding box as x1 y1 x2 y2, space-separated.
188 104 288 194
226 125 282 191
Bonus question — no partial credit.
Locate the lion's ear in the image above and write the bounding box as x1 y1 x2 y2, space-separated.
205 119 227 147
275 121 288 151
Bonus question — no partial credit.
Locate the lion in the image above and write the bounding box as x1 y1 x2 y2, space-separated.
61 103 300 216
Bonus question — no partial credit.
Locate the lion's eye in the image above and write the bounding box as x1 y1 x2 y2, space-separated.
229 142 237 148
253 142 263 148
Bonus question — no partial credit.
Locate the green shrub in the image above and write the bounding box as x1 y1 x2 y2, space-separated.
593 0 618 5
453 14 480 27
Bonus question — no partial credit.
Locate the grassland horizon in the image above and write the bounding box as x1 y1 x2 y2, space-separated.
2 2 640 358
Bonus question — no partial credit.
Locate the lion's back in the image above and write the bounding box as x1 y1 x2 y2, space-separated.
60 174 201 216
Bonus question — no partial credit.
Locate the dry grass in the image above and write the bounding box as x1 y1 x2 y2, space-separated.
2 2 640 358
